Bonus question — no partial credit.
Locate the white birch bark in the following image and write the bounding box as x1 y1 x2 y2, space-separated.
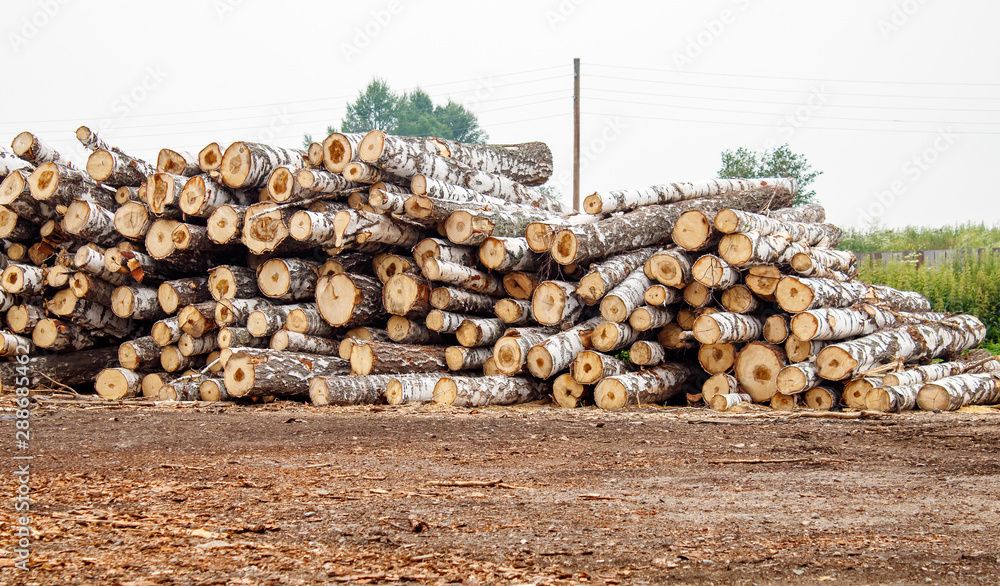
713 208 841 246
455 316 508 348
421 257 503 297
532 280 583 326
776 362 822 395
644 248 695 288
491 326 560 375
816 315 987 380
576 246 661 305
431 286 496 315
884 359 1000 387
864 384 921 413
790 248 858 278
591 321 642 353
95 368 144 400
628 306 676 333
322 132 365 173
412 237 479 270
524 213 605 253
0 331 33 356
425 310 466 334
691 254 742 288
111 285 165 320
692 312 764 344
600 267 653 323
594 363 698 410
433 375 546 407
478 236 544 272
790 306 948 342
525 316 603 378
718 231 810 267
220 142 306 189
702 373 740 403
308 374 391 406
445 346 494 372
1 263 45 295
583 177 796 215
709 393 753 412
180 174 252 217
426 137 553 186
866 284 932 313
643 284 684 307
570 350 633 383
916 373 1000 411
11 132 74 167
494 298 533 325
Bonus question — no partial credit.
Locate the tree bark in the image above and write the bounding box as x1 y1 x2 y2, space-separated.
256 258 317 301
218 326 269 349
412 237 479 271
502 272 540 300
430 286 496 315
433 375 546 407
478 236 544 272
734 342 787 402
628 306 675 332
554 185 793 266
776 277 926 314
658 324 697 350
0 206 38 242
32 318 95 351
383 373 449 405
6 303 45 334
445 346 494 372
494 298 533 325
385 315 443 345
246 302 313 337
591 321 641 353
62 199 118 247
269 330 340 356
221 142 306 189
224 348 348 398
443 207 558 246
426 137 553 186
693 312 763 344
374 253 417 284
714 207 841 246
158 277 211 315
421 257 504 297
111 285 165 320
179 332 220 357
628 340 667 367
342 161 393 184
816 315 987 381
94 368 144 400
12 131 74 167
455 316 508 348
883 358 1000 387
1 263 45 295
349 341 449 376
864 385 918 413
0 331 33 357
789 306 945 342
308 374 389 406
717 231 809 267
382 273 432 318
533 280 583 326
491 326 560 375
524 214 604 253
709 393 753 412
180 174 252 218
916 373 1000 411
316 273 387 328
577 246 661 306
151 316 183 346
594 363 698 410
216 297 274 328
177 300 219 338
0 346 118 392
584 178 796 215
119 336 161 370
48 291 135 338
28 163 116 209
776 362 822 395
570 350 632 384
425 310 466 334
86 149 154 188
525 316 602 378
690 254 741 289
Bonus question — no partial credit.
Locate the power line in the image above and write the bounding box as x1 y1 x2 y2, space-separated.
588 62 1000 87
584 96 1000 127
581 111 1000 135
588 73 1000 101
584 86 1000 114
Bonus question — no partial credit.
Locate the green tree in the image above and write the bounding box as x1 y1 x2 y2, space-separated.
340 78 401 134
304 78 488 145
718 144 821 205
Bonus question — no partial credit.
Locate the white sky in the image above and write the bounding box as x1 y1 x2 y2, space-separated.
4 0 998 229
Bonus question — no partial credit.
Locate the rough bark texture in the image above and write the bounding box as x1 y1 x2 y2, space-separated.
525 316 602 379
224 348 349 398
433 375 546 407
816 315 987 381
349 341 449 376
916 373 1000 412
714 208 841 247
421 258 503 297
577 246 661 306
426 137 553 186
308 374 390 406
383 373 449 405
445 346 494 372
584 178 796 215
430 286 496 315
693 312 763 345
594 363 698 410
776 362 822 395
554 186 793 266
0 346 118 392
789 306 948 342
717 232 809 268
883 358 1000 387
478 237 544 272
590 321 641 353
257 258 318 302
864 385 919 413
455 317 507 348
270 330 340 356
491 327 559 375
221 142 306 189
776 277 931 314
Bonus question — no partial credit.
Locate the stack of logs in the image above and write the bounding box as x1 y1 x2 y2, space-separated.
0 127 995 415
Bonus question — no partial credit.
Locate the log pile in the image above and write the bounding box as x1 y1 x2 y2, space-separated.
0 127 996 415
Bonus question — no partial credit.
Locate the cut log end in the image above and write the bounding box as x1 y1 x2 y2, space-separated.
713 209 740 233
582 194 604 215
199 143 223 172
692 315 723 345
220 142 253 188
672 210 712 251
550 230 579 265
110 287 136 318
85 149 115 182
95 369 139 400
593 379 628 411
775 277 815 313
553 373 587 408
776 366 808 395
223 352 256 397
533 282 570 326
493 336 526 375
357 131 385 164
815 346 858 381
525 345 554 379
432 378 459 405
734 342 784 402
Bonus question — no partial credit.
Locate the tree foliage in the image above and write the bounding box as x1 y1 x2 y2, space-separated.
306 78 488 145
718 144 821 205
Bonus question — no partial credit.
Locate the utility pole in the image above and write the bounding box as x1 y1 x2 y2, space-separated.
573 57 581 212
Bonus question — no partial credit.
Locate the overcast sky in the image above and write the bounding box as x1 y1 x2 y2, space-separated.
4 0 997 229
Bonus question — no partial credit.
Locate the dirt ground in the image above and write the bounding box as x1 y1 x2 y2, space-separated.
2 397 1000 585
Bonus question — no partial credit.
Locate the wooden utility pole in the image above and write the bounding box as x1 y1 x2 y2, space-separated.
573 58 581 212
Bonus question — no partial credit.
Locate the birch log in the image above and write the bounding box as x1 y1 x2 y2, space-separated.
916 374 1000 411
421 257 504 297
386 315 443 345
384 373 449 405
590 321 641 353
693 312 763 344
220 142 306 189
479 236 544 272
11 132 73 167
525 316 603 378
776 362 822 395
445 346 494 371
224 348 349 398
349 341 449 376
733 342 787 402
491 326 560 375
594 363 698 410
571 350 632 384
430 286 496 315
883 359 1000 387
433 375 546 407
864 385 920 413
629 340 667 367
532 280 583 326
316 273 387 328
583 178 796 215
308 374 390 406
455 316 507 348
577 246 661 305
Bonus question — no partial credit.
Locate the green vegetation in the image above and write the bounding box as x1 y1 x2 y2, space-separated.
839 222 1000 253
718 144 821 205
304 77 487 147
858 254 1000 345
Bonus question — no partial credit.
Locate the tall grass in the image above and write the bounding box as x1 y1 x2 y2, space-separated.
857 254 1000 343
839 222 1000 253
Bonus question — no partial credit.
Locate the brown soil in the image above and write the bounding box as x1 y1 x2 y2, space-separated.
3 398 1000 585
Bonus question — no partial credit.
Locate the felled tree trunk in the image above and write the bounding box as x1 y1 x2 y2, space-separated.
95 368 144 400
525 316 602 379
532 280 583 326
553 373 589 408
220 142 305 189
433 375 546 407
269 330 340 356
864 385 918 413
693 312 763 345
584 178 796 215
12 131 74 167
714 207 841 246
178 332 219 357
594 363 697 410
382 273 432 317
427 137 553 186
1 263 45 295
553 185 793 266
118 336 162 371
491 326 560 375
111 285 165 321
0 332 33 356
690 254 741 289
216 297 273 328
444 207 559 246
719 285 760 314
412 237 478 271
883 358 1000 387
308 374 389 406
114 201 153 240
386 315 443 344
644 248 694 289
349 341 449 376
157 277 211 315
718 232 808 267
597 267 651 323
32 318 95 351
576 246 660 305
0 207 38 242
445 346 493 371
316 273 387 328
151 316 183 346
455 316 507 348
734 342 787 402
790 249 858 279
177 300 218 337
916 373 1000 411
785 336 824 363
5 304 45 334
430 286 495 315
62 200 118 247
322 132 365 173
776 362 822 395
629 340 667 367
493 298 533 324
745 265 782 300
524 214 604 253
218 327 269 349
207 204 247 245
421 258 503 297
478 236 544 272
180 174 252 218
710 393 753 412
628 306 675 332
224 348 349 398
86 149 154 188
816 315 986 381
0 346 118 392
157 148 200 176
777 277 931 314
702 373 740 404
590 321 641 353
502 272 540 300
256 258 317 302
48 292 134 338
570 350 632 384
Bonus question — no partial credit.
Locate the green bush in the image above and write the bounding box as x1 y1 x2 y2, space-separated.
857 253 1000 344
840 223 1000 253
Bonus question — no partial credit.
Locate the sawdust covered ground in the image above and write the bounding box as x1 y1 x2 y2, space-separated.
2 398 1000 585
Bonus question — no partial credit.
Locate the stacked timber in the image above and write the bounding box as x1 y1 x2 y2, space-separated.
0 127 995 415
